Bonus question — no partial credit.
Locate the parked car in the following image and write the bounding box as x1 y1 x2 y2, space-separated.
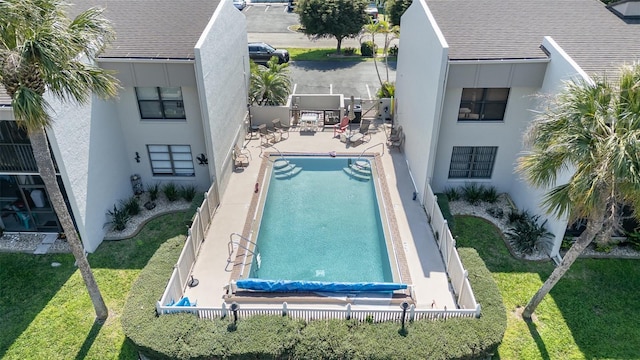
248 42 290 65
232 0 246 10
365 2 378 19
287 0 295 12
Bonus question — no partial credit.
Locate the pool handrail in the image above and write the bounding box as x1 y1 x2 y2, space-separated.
228 232 260 276
354 142 385 165
261 144 288 165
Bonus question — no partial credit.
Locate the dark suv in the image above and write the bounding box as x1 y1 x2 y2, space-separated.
248 43 290 65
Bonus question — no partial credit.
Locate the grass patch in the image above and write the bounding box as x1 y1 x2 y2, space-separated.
453 215 640 359
288 47 394 62
0 195 200 360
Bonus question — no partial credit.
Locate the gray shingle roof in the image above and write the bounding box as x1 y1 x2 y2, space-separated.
426 0 640 76
0 0 221 105
71 0 221 59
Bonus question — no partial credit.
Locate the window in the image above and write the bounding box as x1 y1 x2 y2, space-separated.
136 87 185 119
458 88 509 121
147 145 195 177
448 146 497 179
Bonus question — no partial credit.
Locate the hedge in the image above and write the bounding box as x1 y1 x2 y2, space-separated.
122 240 506 359
436 193 456 230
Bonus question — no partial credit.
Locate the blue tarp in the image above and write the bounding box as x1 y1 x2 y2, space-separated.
236 279 407 293
174 297 193 306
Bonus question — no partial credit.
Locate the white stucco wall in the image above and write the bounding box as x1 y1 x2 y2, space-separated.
195 1 250 196
395 0 448 203
431 85 538 193
47 96 131 252
510 37 592 257
114 84 210 191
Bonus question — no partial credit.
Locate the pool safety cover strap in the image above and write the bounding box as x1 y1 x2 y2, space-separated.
236 279 408 292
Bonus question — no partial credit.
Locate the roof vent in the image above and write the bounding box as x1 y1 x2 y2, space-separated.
607 0 640 23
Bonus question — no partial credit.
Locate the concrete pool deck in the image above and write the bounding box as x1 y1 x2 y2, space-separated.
184 120 457 310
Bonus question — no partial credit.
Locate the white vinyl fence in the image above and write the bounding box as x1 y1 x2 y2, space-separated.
157 182 219 307
156 181 481 322
424 183 480 313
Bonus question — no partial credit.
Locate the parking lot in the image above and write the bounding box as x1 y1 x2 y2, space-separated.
243 3 396 101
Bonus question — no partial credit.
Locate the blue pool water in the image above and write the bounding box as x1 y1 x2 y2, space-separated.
250 157 393 283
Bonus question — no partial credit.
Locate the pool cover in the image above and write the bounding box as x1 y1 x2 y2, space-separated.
236 279 407 293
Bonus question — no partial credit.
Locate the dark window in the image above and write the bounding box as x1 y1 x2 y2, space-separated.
458 88 509 121
147 145 195 177
136 87 185 120
448 146 497 179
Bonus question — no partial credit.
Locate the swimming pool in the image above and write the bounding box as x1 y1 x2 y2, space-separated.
244 155 399 284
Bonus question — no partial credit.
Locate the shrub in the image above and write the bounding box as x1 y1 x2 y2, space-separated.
122 196 141 216
147 183 160 201
360 41 377 57
461 183 485 205
107 204 130 231
481 186 499 203
486 207 504 219
123 237 506 360
625 231 640 251
388 44 399 57
443 187 460 201
162 183 179 202
506 213 554 255
507 208 529 225
343 47 356 56
180 184 197 202
561 235 576 251
436 193 455 230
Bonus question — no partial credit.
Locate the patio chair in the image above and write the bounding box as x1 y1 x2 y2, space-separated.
233 145 251 169
388 131 405 152
333 115 350 138
257 123 276 145
271 118 290 140
348 119 371 145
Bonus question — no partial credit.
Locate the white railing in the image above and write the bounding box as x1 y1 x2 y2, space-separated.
155 302 480 322
157 182 219 307
424 183 480 312
156 180 481 320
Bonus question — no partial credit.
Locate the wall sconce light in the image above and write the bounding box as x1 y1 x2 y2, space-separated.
134 152 140 163
197 153 208 166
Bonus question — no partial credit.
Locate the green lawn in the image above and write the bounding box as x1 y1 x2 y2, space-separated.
453 215 640 359
288 47 395 62
0 208 194 360
2 209 638 359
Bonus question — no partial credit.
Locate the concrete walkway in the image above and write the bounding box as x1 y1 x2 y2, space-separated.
184 119 456 310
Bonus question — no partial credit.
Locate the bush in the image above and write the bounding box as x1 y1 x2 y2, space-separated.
343 47 356 56
122 196 141 216
481 185 499 203
180 185 197 202
436 193 455 230
561 236 575 251
388 44 399 57
443 187 460 201
162 183 179 202
506 213 554 255
625 231 640 251
461 183 485 205
107 204 130 231
507 208 529 225
147 183 160 201
123 237 506 359
486 206 504 219
360 41 377 57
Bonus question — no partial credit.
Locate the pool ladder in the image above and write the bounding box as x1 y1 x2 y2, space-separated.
227 233 261 275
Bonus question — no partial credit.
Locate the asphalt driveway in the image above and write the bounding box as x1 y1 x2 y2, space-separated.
243 3 397 100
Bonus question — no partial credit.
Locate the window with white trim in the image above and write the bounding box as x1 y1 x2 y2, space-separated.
147 145 194 177
448 146 497 179
458 88 509 121
136 87 185 119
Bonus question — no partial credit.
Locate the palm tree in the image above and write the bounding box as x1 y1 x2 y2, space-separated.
0 0 119 321
249 58 292 106
517 63 640 319
361 19 399 97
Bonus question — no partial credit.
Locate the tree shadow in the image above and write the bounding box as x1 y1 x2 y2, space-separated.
524 317 550 360
74 319 103 360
